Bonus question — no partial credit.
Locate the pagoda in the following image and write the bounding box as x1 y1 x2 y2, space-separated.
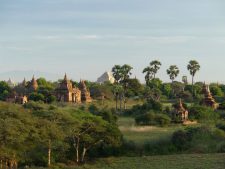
28 76 38 92
172 99 188 123
79 80 92 103
201 83 218 109
55 74 81 103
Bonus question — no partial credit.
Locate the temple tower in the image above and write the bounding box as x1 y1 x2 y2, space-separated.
201 83 218 109
79 80 92 103
172 99 189 123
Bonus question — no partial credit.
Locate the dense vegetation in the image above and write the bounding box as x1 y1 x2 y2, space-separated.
0 102 122 167
1 60 225 168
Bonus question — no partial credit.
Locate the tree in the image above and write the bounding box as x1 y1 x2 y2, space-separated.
167 65 180 97
112 64 133 111
112 84 123 112
67 113 121 163
33 109 66 167
112 65 122 83
167 65 179 82
143 60 161 85
0 81 11 101
142 66 155 85
29 93 45 102
120 64 133 110
126 78 144 97
187 60 200 96
112 65 122 112
150 60 162 79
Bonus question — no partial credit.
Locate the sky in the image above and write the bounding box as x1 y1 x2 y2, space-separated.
0 0 225 83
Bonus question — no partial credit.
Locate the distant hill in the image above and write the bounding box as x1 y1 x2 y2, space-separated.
0 70 60 82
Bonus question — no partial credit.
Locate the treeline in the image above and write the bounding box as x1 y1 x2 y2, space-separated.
1 59 225 107
0 102 122 168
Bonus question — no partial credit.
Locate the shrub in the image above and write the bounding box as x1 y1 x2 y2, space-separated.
219 102 225 110
171 126 225 153
23 101 45 110
135 112 171 127
188 105 219 122
216 121 225 131
29 93 45 102
172 130 190 151
124 99 163 116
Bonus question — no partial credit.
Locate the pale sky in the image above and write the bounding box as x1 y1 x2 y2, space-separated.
0 0 225 83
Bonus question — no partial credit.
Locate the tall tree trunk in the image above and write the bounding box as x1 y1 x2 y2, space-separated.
74 138 80 163
1 159 2 169
81 148 87 163
48 139 51 167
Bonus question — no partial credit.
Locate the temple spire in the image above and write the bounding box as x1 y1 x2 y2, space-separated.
64 73 68 81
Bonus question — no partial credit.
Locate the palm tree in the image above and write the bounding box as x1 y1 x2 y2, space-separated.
150 60 162 79
112 84 123 113
143 60 161 85
142 67 154 85
112 65 122 112
167 65 180 82
187 60 200 96
120 64 133 110
112 65 122 83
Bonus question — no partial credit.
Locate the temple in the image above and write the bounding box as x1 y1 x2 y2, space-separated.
55 74 82 103
201 83 218 109
27 76 38 93
172 99 188 123
79 80 92 103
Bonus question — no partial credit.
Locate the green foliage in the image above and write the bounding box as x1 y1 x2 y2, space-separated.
210 85 224 97
29 92 45 102
124 99 163 116
218 102 225 110
187 60 200 77
167 65 179 82
0 102 122 167
89 82 114 99
172 126 225 153
216 121 225 132
0 81 11 100
143 60 162 84
88 104 118 124
161 83 172 98
135 112 171 127
188 105 219 122
125 78 144 97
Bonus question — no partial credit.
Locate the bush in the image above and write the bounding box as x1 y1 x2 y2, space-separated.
23 101 45 110
188 105 219 122
216 121 225 131
135 112 171 127
29 93 45 102
172 130 190 151
219 102 225 110
124 99 163 116
88 104 118 124
171 126 225 153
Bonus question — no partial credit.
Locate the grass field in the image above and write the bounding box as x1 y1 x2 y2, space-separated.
77 153 225 169
37 153 223 169
118 117 186 144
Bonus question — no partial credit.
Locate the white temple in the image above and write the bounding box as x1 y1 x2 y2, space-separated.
97 72 115 84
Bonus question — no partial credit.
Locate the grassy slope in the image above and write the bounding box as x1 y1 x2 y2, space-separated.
75 153 225 169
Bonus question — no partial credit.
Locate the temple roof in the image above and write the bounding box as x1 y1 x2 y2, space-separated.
176 99 186 112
